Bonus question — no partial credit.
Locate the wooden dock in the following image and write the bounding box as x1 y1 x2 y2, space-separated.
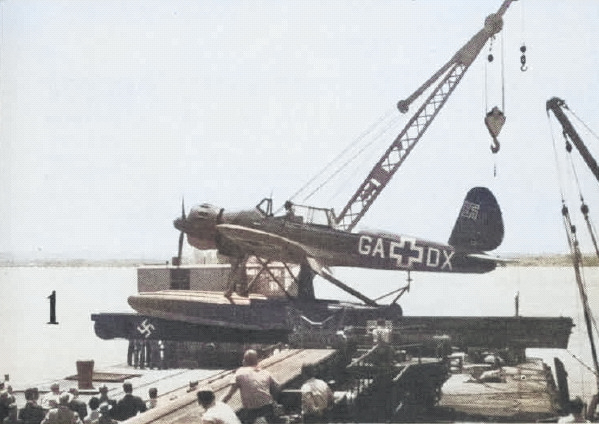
12 348 565 423
126 348 336 424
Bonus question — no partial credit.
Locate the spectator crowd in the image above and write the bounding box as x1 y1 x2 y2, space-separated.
0 380 153 424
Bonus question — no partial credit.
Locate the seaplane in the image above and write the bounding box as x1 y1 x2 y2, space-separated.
127 0 513 339
126 187 504 337
174 186 503 306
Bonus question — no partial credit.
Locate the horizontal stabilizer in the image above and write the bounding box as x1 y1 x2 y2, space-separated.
448 187 504 252
467 253 513 263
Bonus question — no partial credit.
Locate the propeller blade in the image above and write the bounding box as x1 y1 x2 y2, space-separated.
177 230 184 265
175 197 186 266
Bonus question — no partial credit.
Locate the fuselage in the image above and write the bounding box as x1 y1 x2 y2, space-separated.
174 202 496 274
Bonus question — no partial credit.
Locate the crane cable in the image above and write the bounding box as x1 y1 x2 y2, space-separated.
569 106 599 145
284 108 397 208
550 108 599 299
561 202 599 382
549 111 599 392
560 107 599 262
484 27 507 170
547 115 567 203
549 110 597 336
484 29 506 113
309 110 399 204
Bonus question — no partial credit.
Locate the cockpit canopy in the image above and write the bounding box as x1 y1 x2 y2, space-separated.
256 198 338 228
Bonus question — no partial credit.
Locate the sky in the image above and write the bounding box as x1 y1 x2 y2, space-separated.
1 0 599 260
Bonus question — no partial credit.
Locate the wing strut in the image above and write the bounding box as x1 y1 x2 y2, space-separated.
319 269 378 307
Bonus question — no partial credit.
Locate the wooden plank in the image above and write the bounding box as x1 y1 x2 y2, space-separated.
125 349 336 424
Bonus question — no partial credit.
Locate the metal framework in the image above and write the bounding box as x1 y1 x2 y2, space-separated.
336 0 515 231
546 97 599 184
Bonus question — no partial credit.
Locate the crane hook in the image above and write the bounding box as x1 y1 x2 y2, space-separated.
485 106 505 154
520 44 528 72
491 137 500 154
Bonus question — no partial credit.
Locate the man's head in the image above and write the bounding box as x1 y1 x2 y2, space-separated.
123 383 133 394
196 387 215 409
50 383 60 394
59 393 71 406
98 384 108 395
148 387 158 399
242 349 259 367
89 397 100 411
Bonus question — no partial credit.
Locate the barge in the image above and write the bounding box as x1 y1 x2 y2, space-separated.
85 264 576 422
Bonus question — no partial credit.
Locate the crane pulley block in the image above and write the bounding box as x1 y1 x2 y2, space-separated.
485 106 506 153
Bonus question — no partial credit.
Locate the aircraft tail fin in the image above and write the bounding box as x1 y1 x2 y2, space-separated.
448 187 504 252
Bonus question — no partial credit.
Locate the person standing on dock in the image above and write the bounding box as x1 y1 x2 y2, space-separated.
67 389 87 423
40 384 61 411
3 403 22 424
114 383 146 421
19 388 45 424
95 385 116 415
145 388 158 410
83 397 100 424
96 404 117 424
221 349 280 424
41 393 82 424
0 389 13 423
197 386 241 424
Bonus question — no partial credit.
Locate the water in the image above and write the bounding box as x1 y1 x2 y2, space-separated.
0 265 597 404
0 267 135 386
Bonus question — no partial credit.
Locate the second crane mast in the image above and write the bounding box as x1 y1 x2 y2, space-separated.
335 0 516 231
546 97 599 184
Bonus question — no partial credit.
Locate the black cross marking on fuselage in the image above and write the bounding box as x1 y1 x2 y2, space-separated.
391 238 422 268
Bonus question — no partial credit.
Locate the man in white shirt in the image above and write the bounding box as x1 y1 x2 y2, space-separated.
40 383 61 410
198 387 241 424
221 349 280 424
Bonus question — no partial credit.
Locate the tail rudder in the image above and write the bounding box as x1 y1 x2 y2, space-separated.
448 187 504 252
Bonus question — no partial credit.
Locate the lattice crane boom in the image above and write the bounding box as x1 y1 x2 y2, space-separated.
336 0 515 231
546 97 599 184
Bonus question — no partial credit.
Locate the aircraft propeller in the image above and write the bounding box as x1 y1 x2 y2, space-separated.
175 198 186 266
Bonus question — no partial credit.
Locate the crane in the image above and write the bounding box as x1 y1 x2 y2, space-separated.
547 97 599 416
171 1 515 306
335 0 516 231
546 97 599 184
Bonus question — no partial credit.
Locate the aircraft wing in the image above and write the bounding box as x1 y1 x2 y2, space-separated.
216 224 326 273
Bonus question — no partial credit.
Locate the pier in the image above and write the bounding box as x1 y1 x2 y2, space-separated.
10 340 570 423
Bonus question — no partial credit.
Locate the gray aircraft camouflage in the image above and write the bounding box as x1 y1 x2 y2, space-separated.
131 0 514 325
172 186 504 306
